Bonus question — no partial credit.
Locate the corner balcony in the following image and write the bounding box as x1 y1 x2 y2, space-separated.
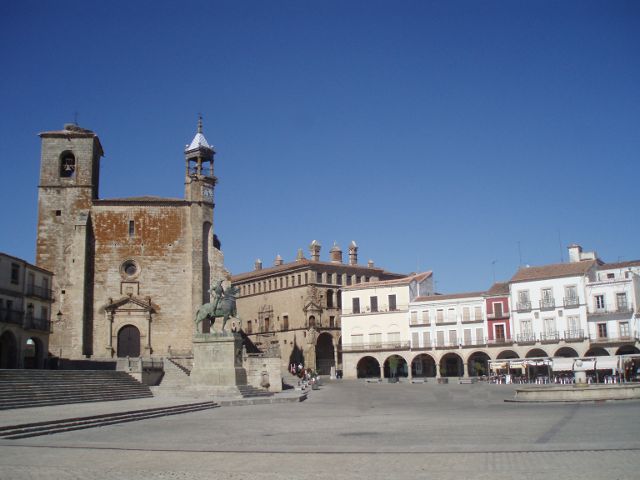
589 334 639 347
0 308 24 326
24 317 51 332
25 284 54 301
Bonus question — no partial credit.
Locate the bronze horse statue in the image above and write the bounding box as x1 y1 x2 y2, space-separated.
194 285 241 332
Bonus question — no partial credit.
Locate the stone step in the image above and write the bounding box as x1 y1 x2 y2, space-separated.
0 401 218 439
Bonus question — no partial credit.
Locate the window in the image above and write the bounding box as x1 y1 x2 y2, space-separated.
421 310 430 324
476 328 484 343
55 210 62 216
541 288 554 308
356 275 361 284
597 323 607 338
352 298 360 314
351 334 363 344
436 331 445 346
316 272 322 283
346 276 352 286
607 273 615 279
566 316 580 335
282 315 289 331
388 332 400 344
520 319 532 335
308 316 316 328
297 274 301 285
246 321 253 334
370 296 378 313
595 295 605 310
464 328 472 345
412 332 419 347
494 302 503 318
280 278 283 288
304 273 308 284
410 311 418 324
336 274 342 285
121 260 139 278
327 290 334 308
448 330 457 345
388 294 397 311
474 306 482 320
329 316 335 328
543 318 556 335
436 309 444 323
337 290 342 309
616 293 628 311
495 324 505 341
446 308 456 322
619 321 630 337
326 273 333 284
462 307 470 322
59 151 76 177
128 220 135 237
423 331 431 348
369 333 382 345
263 318 270 332
517 290 531 310
10 263 19 284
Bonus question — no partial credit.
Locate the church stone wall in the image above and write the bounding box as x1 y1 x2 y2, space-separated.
91 204 196 358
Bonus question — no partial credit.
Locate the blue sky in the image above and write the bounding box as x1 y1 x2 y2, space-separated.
1 1 638 293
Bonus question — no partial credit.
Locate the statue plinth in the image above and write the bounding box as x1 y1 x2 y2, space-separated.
190 332 247 388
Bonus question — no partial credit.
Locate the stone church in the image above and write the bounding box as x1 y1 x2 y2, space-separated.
36 120 225 361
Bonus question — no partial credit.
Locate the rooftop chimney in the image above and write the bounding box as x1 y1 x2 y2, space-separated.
254 259 263 270
348 241 358 265
309 240 321 261
330 242 343 263
274 254 283 266
368 259 375 268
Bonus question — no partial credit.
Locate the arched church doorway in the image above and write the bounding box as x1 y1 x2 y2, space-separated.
0 331 18 368
315 332 335 375
117 325 141 357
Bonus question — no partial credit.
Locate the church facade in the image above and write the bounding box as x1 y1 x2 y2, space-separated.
36 121 224 361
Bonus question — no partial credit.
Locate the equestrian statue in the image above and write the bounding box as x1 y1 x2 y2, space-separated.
194 280 241 332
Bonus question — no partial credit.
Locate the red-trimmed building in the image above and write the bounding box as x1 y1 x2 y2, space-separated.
484 282 511 345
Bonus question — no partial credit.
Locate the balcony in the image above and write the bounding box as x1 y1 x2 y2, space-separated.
24 317 51 332
563 329 585 342
590 334 638 346
25 284 54 301
516 302 531 312
461 316 482 324
563 297 580 309
435 341 460 349
540 331 560 343
539 298 556 311
487 311 509 320
516 334 536 345
0 308 24 326
487 337 515 346
341 341 410 353
461 337 487 348
589 305 634 316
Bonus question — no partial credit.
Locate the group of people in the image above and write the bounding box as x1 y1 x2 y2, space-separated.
289 363 319 386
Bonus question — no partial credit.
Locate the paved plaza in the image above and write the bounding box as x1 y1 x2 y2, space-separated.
1 380 639 479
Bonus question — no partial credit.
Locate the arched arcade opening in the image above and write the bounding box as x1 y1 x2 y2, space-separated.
357 356 380 378
440 353 463 377
411 354 436 378
315 332 335 375
467 351 491 377
384 355 408 378
0 331 18 369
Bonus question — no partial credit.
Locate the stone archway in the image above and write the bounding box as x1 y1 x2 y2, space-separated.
411 353 436 377
616 345 640 356
526 348 548 358
315 332 335 375
440 352 463 377
555 347 579 358
23 337 44 369
384 354 408 378
0 331 18 369
357 356 381 378
497 350 519 359
117 325 141 358
585 347 609 357
467 351 491 377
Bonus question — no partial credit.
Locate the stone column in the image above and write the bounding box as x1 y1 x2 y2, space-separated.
145 312 152 353
462 361 469 378
106 312 114 357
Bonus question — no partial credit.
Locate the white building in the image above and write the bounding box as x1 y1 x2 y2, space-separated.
340 272 433 379
585 260 640 355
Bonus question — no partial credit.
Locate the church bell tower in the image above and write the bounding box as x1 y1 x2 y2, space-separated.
184 116 216 203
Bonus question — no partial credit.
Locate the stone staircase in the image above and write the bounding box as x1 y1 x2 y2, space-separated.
0 370 153 410
0 401 217 439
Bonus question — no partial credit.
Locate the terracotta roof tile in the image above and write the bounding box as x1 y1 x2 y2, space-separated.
342 271 432 290
414 291 485 302
510 260 596 283
485 282 510 296
598 260 640 270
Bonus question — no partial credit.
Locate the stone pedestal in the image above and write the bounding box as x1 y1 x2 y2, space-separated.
190 332 247 388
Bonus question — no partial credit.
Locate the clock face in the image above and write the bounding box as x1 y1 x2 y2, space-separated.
202 186 213 199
